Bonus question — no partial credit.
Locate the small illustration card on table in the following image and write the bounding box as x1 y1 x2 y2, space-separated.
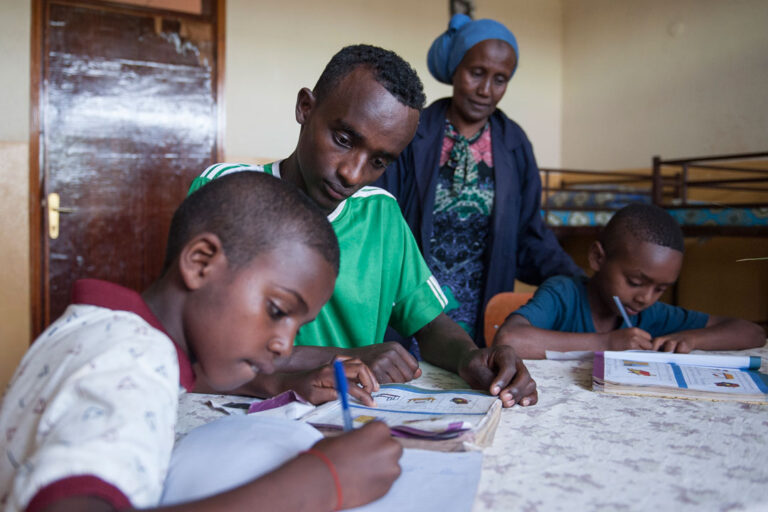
593 351 768 404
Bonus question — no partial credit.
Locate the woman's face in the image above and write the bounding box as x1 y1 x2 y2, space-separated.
449 39 517 134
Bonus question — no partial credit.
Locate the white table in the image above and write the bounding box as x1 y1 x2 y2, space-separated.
176 345 768 511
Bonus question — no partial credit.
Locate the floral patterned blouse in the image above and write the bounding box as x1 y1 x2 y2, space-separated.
427 120 495 337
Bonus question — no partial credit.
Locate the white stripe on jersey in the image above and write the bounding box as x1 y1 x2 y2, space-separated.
352 186 396 200
327 186 393 223
427 275 448 308
206 163 246 178
327 200 346 223
270 161 282 178
202 163 258 179
201 163 224 178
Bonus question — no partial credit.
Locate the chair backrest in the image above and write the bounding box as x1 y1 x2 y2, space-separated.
484 292 534 346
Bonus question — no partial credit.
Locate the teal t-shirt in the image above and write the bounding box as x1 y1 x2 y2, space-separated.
514 275 708 336
190 162 447 348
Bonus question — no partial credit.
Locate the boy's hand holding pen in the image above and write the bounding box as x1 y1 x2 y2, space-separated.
298 358 396 509
610 296 653 350
280 357 379 406
333 358 354 431
308 421 402 509
612 296 633 328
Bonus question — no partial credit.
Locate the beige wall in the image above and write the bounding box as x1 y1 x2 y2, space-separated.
0 0 31 390
0 144 30 392
224 0 564 166
562 0 768 169
0 1 30 141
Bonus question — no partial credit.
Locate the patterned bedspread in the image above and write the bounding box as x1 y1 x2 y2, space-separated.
543 190 768 227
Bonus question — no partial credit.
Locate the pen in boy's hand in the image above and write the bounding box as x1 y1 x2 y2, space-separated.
612 295 633 328
333 358 354 431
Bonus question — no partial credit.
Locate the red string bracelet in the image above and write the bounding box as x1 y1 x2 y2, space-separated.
304 448 343 511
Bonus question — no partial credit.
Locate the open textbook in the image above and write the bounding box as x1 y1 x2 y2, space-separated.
593 351 768 403
300 384 502 451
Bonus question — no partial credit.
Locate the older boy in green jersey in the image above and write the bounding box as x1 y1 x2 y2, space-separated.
191 45 537 408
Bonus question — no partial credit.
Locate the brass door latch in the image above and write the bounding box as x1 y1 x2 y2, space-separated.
47 192 77 239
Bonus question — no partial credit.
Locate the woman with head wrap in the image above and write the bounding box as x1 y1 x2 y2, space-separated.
376 14 581 346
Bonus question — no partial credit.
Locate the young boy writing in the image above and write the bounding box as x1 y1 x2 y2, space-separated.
494 203 765 358
0 172 401 512
191 45 537 408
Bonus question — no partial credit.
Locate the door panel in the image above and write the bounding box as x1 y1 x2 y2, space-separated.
33 0 222 332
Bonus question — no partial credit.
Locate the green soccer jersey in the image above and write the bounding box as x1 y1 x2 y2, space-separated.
190 162 447 348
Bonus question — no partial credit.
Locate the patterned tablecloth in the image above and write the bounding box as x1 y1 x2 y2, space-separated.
176 345 768 512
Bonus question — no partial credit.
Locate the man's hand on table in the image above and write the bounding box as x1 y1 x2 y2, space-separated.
346 341 422 383
413 313 538 408
458 345 538 408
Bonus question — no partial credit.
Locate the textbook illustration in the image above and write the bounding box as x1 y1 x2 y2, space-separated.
592 351 768 403
298 384 502 450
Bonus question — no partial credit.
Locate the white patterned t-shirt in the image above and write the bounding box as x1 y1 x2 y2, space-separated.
0 279 195 512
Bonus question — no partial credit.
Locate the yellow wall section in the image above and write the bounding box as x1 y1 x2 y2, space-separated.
223 0 564 166
0 143 31 389
562 0 768 169
0 0 30 390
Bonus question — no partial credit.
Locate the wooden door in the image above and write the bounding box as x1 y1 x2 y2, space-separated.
30 0 224 335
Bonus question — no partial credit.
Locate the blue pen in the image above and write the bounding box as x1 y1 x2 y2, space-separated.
333 359 354 431
612 295 633 328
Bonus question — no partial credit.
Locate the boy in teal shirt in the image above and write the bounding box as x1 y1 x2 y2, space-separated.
495 203 765 358
191 45 537 408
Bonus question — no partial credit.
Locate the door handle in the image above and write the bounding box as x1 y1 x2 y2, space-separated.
47 192 77 239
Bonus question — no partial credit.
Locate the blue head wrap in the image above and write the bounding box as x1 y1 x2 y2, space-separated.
427 14 519 85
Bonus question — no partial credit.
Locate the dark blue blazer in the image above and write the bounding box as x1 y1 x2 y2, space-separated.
376 98 581 345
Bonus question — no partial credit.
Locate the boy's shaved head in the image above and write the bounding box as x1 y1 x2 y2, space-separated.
601 203 684 256
313 44 426 111
164 172 339 273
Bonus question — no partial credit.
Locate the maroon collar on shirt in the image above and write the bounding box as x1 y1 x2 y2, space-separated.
70 279 195 391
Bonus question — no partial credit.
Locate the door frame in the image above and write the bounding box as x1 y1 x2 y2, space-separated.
28 0 226 338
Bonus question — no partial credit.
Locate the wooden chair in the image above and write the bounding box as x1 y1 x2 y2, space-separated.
484 292 534 346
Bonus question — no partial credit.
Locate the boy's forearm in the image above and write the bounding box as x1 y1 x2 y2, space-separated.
38 452 336 512
686 317 766 351
192 371 287 398
495 324 608 359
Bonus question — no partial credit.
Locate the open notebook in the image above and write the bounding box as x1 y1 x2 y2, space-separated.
161 414 483 511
